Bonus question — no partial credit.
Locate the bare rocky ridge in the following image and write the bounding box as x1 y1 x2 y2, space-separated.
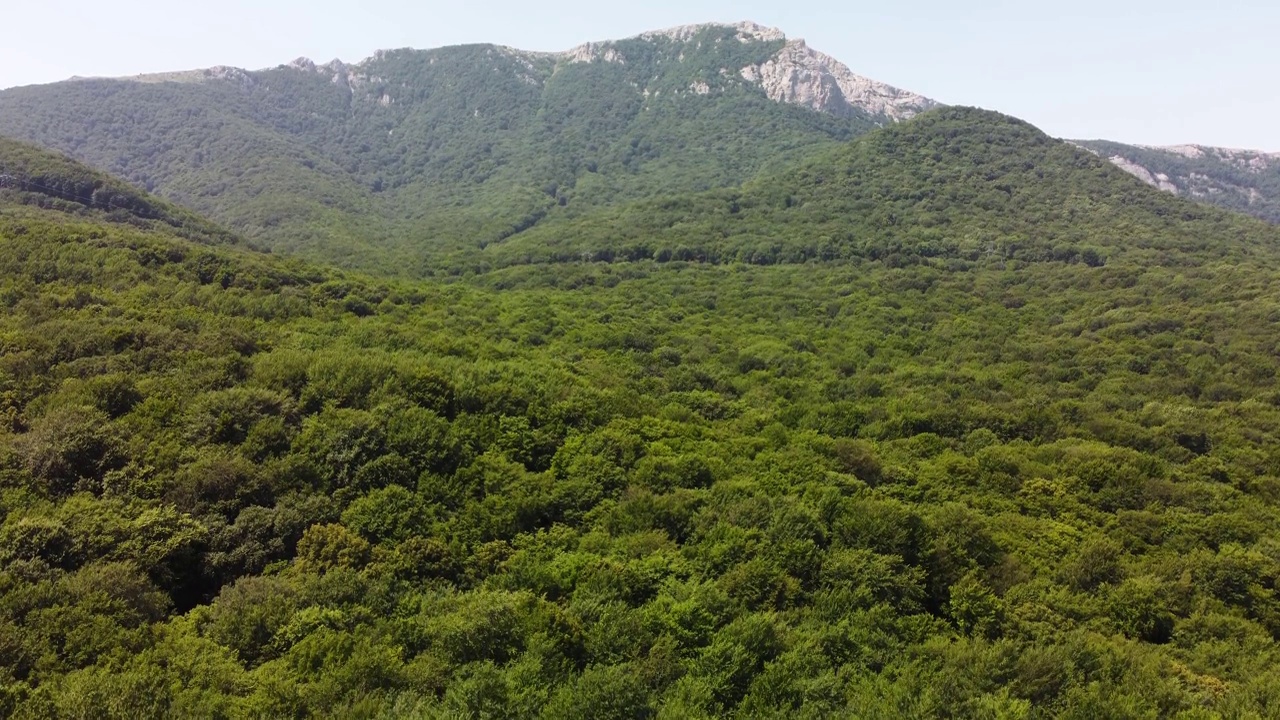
739 37 937 121
1102 154 1180 194
638 20 787 44
1073 140 1280 223
556 21 937 121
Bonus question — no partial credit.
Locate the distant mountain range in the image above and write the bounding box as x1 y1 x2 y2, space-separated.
0 22 938 274
0 20 1273 276
1073 140 1280 223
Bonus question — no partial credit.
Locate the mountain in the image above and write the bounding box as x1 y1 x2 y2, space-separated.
0 136 240 246
1074 139 1280 223
0 21 936 274
483 107 1274 270
7 95 1280 718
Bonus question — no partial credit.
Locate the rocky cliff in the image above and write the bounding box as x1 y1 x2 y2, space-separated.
1073 140 1280 223
739 36 936 120
554 21 937 121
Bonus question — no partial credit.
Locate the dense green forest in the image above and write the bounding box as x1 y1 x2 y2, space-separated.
6 108 1280 717
477 109 1269 272
0 24 883 274
0 136 239 247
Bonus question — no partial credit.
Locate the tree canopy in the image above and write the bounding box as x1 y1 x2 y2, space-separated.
3 116 1280 716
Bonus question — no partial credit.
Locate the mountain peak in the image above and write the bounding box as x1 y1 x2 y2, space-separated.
636 20 787 43
557 20 787 65
550 20 936 121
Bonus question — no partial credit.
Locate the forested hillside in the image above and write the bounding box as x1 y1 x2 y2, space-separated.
6 113 1280 718
482 108 1272 271
0 136 239 247
0 24 889 274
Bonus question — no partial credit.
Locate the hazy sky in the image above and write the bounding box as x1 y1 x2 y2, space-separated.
3 0 1277 149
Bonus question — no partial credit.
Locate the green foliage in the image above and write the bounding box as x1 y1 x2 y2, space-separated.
4 105 1280 718
489 108 1274 270
0 136 238 246
0 28 873 274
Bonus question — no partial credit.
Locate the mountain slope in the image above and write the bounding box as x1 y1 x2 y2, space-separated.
0 22 934 274
1074 139 1280 223
8 112 1280 718
0 136 240 246
11 42 1280 719
486 107 1276 269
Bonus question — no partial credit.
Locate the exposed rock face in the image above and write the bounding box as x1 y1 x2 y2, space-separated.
1081 143 1278 193
1105 155 1180 193
561 21 787 65
1160 144 1279 169
553 21 935 121
271 56 373 92
639 20 788 44
740 38 937 121
1163 145 1205 160
1072 140 1280 223
563 42 626 65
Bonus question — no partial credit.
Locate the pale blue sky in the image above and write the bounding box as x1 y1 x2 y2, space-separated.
3 0 1277 149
